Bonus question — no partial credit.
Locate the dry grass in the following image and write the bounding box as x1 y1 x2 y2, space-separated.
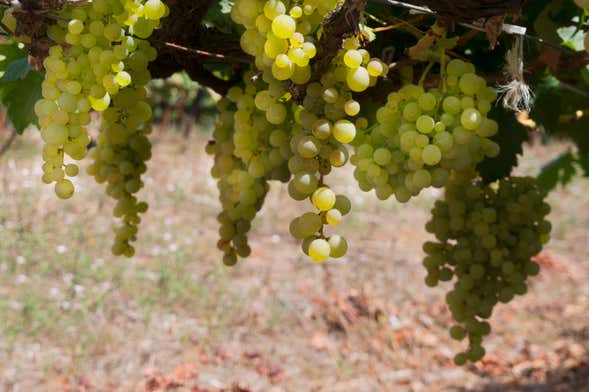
0 129 588 391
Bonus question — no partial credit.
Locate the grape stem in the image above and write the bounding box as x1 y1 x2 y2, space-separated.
440 53 447 93
372 22 405 33
157 40 251 64
0 21 13 36
418 61 435 86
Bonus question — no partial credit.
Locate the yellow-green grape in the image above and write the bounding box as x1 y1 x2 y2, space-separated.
115 71 132 87
31 0 169 255
290 6 303 18
367 59 386 77
309 238 331 263
344 100 360 116
271 14 296 39
332 120 356 144
325 209 342 225
89 93 111 111
312 187 336 211
55 179 75 199
144 0 168 20
346 67 370 92
344 50 363 68
65 164 79 177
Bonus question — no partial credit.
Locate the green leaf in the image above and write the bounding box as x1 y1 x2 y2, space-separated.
0 70 43 134
537 151 577 192
477 106 528 183
2 57 32 82
204 0 235 33
531 76 589 155
0 42 43 133
0 42 27 74
360 24 376 42
577 155 589 177
557 25 585 51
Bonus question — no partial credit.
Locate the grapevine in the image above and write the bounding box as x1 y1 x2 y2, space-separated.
6 0 586 365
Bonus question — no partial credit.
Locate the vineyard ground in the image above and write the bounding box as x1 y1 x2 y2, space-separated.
0 128 588 391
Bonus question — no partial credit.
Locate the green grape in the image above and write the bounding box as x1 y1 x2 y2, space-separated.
422 145 442 166
55 179 75 199
65 164 79 177
298 212 323 236
293 172 318 194
416 115 435 133
328 235 348 258
334 195 351 215
297 136 320 158
460 108 482 130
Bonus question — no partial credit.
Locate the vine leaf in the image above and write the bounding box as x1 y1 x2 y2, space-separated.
0 42 42 133
537 151 576 192
0 71 43 134
578 156 589 177
531 76 589 155
477 105 528 184
1 57 33 82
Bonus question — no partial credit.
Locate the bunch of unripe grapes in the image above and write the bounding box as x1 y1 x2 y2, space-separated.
351 59 500 203
423 174 551 364
30 0 167 256
574 0 589 53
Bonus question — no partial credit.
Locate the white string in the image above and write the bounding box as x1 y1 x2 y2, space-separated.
497 35 533 112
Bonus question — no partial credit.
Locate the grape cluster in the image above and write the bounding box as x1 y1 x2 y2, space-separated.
214 0 388 264
208 71 285 265
423 174 551 364
33 0 167 255
351 59 500 202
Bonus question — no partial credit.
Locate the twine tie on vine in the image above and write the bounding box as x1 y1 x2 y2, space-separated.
498 34 533 113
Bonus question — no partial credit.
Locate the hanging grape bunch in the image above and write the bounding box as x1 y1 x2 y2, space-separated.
424 174 551 364
31 0 168 256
